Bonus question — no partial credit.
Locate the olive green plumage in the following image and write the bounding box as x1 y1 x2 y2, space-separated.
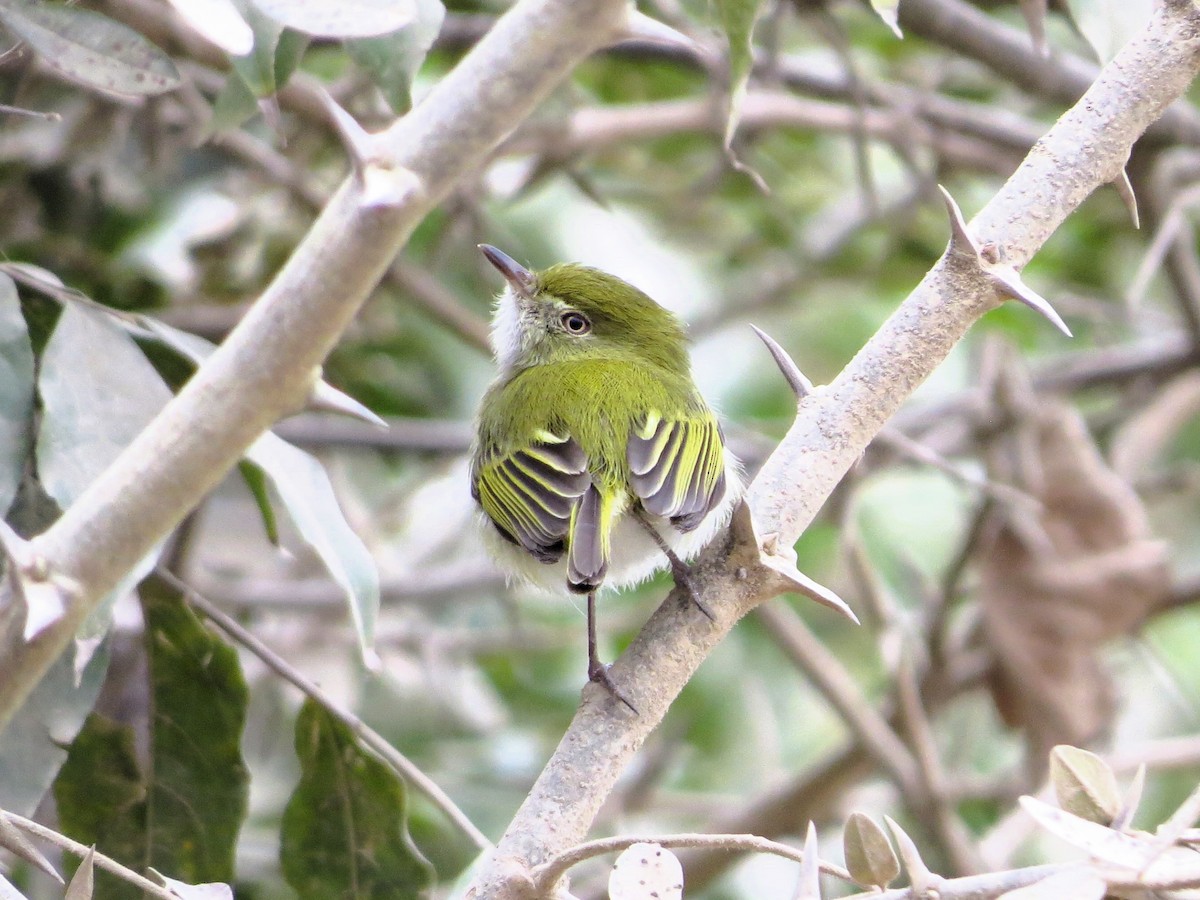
471 247 736 596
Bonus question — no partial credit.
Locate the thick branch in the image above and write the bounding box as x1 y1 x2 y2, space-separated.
469 3 1200 897
0 0 629 729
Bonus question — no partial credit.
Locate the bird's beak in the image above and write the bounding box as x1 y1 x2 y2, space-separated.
479 244 537 298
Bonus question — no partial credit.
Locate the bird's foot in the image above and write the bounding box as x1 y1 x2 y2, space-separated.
633 510 716 621
588 658 638 714
669 556 714 622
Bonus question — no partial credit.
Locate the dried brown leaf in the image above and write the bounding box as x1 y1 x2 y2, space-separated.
978 370 1170 760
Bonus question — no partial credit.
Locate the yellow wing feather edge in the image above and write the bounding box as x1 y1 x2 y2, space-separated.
628 409 727 532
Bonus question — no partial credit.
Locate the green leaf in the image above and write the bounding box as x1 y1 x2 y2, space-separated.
0 272 34 516
141 579 249 882
208 69 260 132
228 1 287 97
36 302 173 510
281 700 434 899
237 460 280 545
0 1 180 96
54 714 148 900
54 582 249 898
252 0 416 38
346 0 444 113
245 434 380 658
0 639 110 818
273 27 310 90
713 0 762 150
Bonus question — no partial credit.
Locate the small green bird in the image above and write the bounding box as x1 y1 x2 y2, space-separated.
471 245 741 709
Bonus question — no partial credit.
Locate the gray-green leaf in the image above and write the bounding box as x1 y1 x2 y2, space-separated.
0 873 31 900
714 0 762 150
135 315 380 657
0 272 34 516
0 1 180 95
844 812 899 889
1062 0 1152 63
1050 745 1121 826
0 637 110 818
36 301 173 510
245 433 379 658
251 0 416 38
345 0 444 113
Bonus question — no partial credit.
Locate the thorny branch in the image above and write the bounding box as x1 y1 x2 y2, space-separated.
467 3 1200 896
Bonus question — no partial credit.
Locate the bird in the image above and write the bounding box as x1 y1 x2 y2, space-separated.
470 244 741 710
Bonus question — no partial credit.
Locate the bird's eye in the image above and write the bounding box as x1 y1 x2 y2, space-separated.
560 311 591 335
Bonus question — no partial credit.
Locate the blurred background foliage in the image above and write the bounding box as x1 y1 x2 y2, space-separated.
1 0 1199 897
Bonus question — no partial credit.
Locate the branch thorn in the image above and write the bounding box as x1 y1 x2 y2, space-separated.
937 184 978 260
308 377 387 428
794 822 822 900
1114 165 1140 229
730 503 859 623
884 816 937 896
751 324 814 399
937 185 1072 337
988 265 1073 337
317 88 423 210
0 812 64 884
616 10 704 55
0 519 71 641
319 88 374 177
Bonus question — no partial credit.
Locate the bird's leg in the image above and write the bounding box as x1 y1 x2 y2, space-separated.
586 590 637 714
634 509 714 622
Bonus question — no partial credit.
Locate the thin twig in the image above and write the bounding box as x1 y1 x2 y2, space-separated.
895 651 984 874
3 813 178 900
159 570 493 852
532 832 852 895
390 262 492 353
753 603 921 796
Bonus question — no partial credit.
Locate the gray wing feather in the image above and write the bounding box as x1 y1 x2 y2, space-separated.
567 483 607 592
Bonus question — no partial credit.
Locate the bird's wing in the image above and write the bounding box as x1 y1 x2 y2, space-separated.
472 431 591 565
627 408 727 532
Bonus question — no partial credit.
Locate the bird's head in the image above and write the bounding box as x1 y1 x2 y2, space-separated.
479 244 689 375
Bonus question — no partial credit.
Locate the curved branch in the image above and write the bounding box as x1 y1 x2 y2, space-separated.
468 3 1200 897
